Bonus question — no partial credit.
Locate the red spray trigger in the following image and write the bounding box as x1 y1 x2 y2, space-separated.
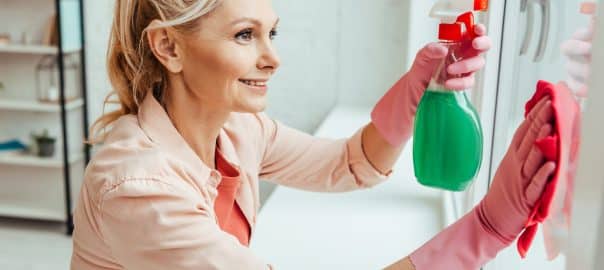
438 23 463 41
474 0 489 11
456 12 476 39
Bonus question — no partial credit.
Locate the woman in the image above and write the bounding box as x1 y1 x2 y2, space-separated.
71 0 556 269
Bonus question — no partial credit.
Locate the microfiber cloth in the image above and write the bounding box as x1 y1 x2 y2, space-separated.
518 80 581 258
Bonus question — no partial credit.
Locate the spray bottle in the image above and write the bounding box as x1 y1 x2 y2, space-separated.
412 0 488 191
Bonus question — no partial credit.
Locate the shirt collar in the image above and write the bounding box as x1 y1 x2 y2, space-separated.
138 91 213 182
137 92 257 227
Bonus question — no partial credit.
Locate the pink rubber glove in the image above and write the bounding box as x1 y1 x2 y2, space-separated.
410 97 557 270
371 24 492 147
561 10 595 98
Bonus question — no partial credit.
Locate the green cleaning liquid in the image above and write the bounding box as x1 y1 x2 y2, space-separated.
413 89 483 191
412 35 483 191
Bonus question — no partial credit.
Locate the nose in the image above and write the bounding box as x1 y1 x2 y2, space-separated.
257 40 280 74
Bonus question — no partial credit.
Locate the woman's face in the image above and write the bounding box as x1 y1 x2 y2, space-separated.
177 0 280 114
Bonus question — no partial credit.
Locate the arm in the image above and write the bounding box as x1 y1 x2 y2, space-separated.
257 113 387 192
361 123 404 175
385 257 415 270
99 178 270 270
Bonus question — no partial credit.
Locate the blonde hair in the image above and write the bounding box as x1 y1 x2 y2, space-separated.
89 0 222 143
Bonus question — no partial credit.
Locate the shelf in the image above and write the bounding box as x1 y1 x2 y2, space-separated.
0 152 83 168
0 98 84 112
0 44 81 55
0 204 65 221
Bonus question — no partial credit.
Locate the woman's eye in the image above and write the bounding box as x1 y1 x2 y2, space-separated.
269 29 278 40
235 29 253 41
235 28 278 42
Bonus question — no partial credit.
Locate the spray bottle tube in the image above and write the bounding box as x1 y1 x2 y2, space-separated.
412 3 487 191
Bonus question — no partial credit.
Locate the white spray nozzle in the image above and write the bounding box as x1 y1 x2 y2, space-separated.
430 0 488 22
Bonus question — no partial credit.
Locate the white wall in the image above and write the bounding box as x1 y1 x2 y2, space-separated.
406 0 440 70
264 0 340 131
82 0 113 133
335 0 410 107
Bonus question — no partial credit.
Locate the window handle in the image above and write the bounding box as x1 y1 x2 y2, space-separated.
521 0 529 12
534 0 551 62
520 0 534 56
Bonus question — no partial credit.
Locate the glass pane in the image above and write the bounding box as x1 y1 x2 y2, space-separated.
487 0 598 269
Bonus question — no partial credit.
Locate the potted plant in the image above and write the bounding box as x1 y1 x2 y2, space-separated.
31 129 56 157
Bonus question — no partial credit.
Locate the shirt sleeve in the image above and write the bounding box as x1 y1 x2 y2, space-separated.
256 113 389 192
98 178 270 270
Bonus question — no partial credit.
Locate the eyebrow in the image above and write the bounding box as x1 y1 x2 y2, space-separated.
230 17 280 27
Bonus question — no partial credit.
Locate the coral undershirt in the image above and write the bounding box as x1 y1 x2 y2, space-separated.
214 149 251 246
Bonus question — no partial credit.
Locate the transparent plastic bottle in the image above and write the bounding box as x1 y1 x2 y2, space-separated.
412 21 483 191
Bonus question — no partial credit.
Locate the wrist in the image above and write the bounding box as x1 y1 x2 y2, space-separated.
477 199 520 245
479 182 531 245
409 208 509 270
370 75 420 147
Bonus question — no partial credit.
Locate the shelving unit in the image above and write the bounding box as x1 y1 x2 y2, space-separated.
0 98 84 112
0 44 81 55
0 152 83 168
0 0 89 235
0 204 67 221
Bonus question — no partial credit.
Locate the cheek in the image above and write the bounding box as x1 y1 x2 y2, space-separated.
185 45 255 88
215 48 256 81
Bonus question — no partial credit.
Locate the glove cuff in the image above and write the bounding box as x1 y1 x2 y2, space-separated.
410 208 511 270
370 76 418 147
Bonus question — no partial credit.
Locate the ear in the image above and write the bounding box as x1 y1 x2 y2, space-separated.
146 20 183 73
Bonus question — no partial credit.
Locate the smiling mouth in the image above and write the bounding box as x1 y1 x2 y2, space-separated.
239 79 267 87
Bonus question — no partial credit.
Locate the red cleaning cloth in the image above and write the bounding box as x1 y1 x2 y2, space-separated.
518 80 581 258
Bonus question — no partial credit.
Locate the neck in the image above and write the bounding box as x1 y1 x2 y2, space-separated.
163 79 230 170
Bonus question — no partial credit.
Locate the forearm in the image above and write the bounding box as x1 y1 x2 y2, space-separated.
384 257 415 270
361 122 406 175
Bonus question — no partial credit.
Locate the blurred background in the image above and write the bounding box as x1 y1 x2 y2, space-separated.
0 0 603 269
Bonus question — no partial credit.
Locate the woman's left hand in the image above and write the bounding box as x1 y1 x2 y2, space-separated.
370 24 491 147
445 23 492 90
408 23 492 91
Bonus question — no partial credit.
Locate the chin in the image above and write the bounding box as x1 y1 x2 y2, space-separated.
236 100 267 114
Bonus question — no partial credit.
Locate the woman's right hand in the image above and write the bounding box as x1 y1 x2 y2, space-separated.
479 97 556 244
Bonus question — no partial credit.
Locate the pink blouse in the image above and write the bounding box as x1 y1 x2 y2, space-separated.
70 92 388 269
